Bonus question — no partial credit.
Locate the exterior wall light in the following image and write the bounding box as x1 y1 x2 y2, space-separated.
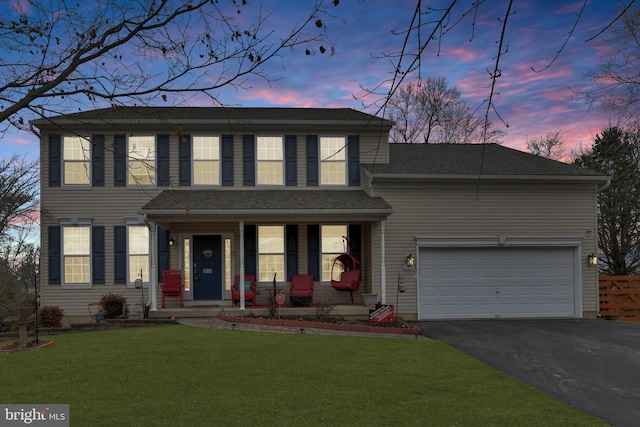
404 254 415 270
587 254 598 266
169 237 175 246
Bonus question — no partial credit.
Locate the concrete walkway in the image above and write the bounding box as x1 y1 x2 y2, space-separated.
178 316 426 339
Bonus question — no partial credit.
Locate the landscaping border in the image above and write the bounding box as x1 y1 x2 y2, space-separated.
217 312 421 335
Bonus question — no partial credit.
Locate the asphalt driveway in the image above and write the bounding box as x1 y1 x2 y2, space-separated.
412 319 640 427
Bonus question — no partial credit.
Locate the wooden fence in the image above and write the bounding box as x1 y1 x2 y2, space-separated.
599 275 640 321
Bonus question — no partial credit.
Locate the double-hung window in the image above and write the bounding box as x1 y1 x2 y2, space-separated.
63 136 91 185
62 225 91 286
128 136 155 185
321 225 348 282
256 136 284 185
258 225 285 283
193 136 220 185
320 136 347 185
128 225 149 285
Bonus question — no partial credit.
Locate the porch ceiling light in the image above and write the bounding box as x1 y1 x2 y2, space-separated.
403 254 415 270
587 254 598 266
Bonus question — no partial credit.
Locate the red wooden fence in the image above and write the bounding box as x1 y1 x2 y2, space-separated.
599 275 640 321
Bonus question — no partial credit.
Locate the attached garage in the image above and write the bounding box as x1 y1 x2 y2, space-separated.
417 238 582 320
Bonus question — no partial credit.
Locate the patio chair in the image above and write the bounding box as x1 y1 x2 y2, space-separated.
232 275 257 307
161 269 184 308
331 270 360 304
289 274 314 306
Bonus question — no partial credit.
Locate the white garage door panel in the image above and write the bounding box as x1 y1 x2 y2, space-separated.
419 247 576 320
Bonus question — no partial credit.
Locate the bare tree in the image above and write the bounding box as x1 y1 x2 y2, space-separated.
361 1 636 138
0 155 39 240
0 0 340 135
577 4 640 125
525 130 566 160
387 77 504 144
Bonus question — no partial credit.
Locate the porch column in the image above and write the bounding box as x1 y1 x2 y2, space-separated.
239 220 246 310
380 220 387 304
148 218 158 311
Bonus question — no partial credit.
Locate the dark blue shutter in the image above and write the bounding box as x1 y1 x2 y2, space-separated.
244 224 257 276
221 135 234 186
92 134 105 186
157 227 170 282
307 224 320 281
92 226 105 284
306 135 318 186
179 134 191 186
114 134 127 186
285 135 297 186
49 135 61 187
347 135 360 186
114 226 127 284
348 224 361 265
243 135 255 186
48 226 61 285
157 134 170 186
286 225 299 281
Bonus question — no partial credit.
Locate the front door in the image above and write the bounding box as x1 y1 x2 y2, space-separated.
192 235 223 300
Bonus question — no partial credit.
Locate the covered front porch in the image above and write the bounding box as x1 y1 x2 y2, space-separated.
139 189 393 313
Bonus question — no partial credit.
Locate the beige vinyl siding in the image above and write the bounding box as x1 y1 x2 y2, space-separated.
369 181 600 319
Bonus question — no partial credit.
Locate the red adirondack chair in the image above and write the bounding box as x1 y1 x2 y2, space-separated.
161 269 184 308
289 274 314 306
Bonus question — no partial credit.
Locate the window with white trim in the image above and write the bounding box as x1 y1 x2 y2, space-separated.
128 225 149 284
62 225 91 285
320 136 347 185
321 225 348 281
193 136 220 185
256 136 284 185
63 135 91 185
258 225 285 283
128 136 155 185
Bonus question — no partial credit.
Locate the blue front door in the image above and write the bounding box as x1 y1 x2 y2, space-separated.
193 235 222 300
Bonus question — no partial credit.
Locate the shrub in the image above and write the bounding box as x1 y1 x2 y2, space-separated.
38 305 64 327
100 293 128 319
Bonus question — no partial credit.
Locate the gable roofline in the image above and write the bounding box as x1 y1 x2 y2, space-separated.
361 143 610 186
30 106 394 130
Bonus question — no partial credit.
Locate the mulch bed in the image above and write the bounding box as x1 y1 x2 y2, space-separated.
218 312 421 335
0 339 54 353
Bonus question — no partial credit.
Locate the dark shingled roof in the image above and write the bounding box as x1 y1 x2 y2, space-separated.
140 189 393 215
31 106 391 127
362 143 608 179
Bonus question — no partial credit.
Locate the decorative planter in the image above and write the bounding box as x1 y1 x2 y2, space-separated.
363 294 379 307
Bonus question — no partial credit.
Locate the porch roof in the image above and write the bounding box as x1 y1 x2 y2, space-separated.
139 189 393 224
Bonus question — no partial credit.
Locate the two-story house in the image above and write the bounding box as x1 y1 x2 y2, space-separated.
33 107 609 323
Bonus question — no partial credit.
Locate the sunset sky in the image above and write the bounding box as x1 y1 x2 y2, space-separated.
2 0 627 161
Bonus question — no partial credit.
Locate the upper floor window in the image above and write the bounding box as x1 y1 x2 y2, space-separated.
256 136 284 185
193 136 220 185
321 225 348 282
320 136 347 185
63 136 91 185
258 225 285 283
128 225 149 285
128 136 155 186
62 225 91 285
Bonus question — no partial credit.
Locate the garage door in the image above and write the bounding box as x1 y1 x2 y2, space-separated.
418 246 577 320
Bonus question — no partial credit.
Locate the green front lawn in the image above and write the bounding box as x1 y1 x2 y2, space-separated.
0 326 610 426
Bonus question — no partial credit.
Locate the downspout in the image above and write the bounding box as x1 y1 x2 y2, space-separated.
239 220 246 310
380 220 387 304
